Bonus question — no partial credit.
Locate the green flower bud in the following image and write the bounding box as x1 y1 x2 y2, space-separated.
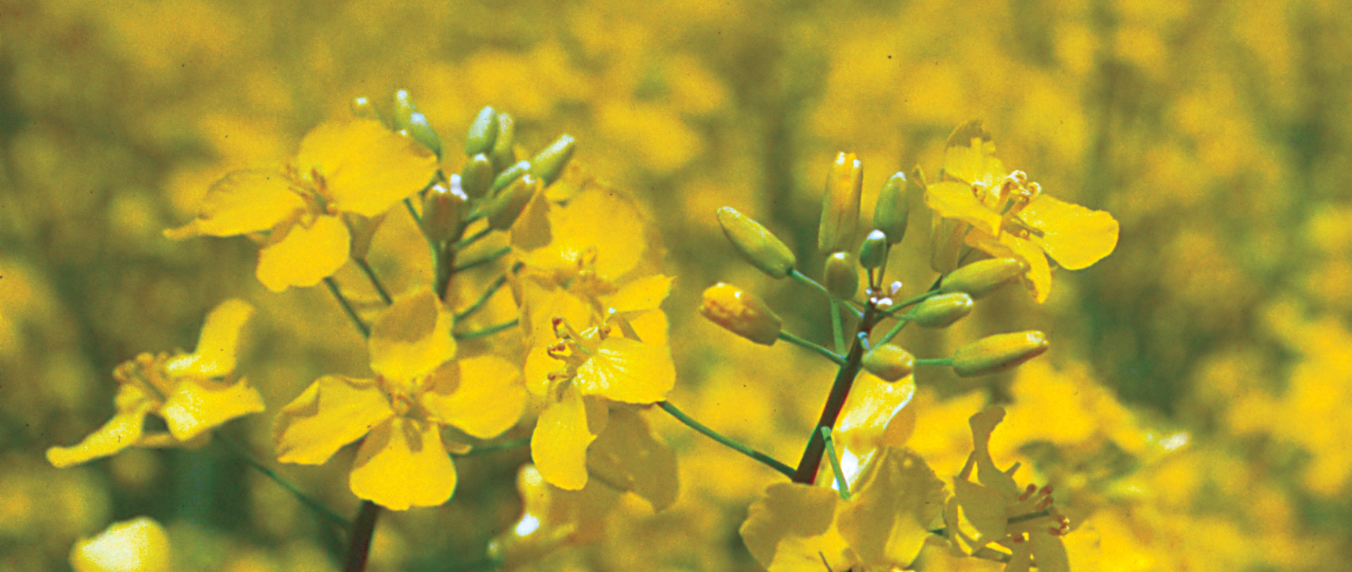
824 251 858 299
392 90 442 157
491 160 531 194
487 174 539 230
530 134 576 185
465 106 499 156
421 180 467 243
873 172 909 245
818 152 863 254
859 230 888 270
938 257 1028 299
716 207 797 278
461 153 494 200
351 96 382 123
489 112 517 171
862 344 915 382
699 283 782 345
905 292 973 328
952 331 1048 377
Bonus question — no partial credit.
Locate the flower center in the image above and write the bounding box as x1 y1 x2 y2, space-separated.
115 353 175 402
972 171 1046 240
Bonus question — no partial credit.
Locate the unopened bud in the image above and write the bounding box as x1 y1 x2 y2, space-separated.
351 96 382 123
530 134 575 185
939 257 1028 299
862 344 915 382
465 106 499 156
699 283 782 345
824 252 858 299
952 331 1048 377
391 91 442 157
492 160 531 194
859 230 888 270
487 174 539 230
905 292 973 328
818 152 863 254
489 112 517 170
716 207 797 278
873 172 909 245
461 153 494 199
421 180 467 243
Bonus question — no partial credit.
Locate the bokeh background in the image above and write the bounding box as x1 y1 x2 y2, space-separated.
3 0 1352 570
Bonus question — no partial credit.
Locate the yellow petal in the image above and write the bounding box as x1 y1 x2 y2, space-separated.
575 337 675 404
1020 195 1119 270
164 170 305 239
766 534 853 572
349 417 458 510
509 185 552 251
952 479 1009 544
837 448 945 566
607 274 673 314
70 516 172 572
940 121 1004 185
518 280 591 346
523 345 559 398
531 385 598 490
422 356 525 439
255 215 351 292
925 181 1001 236
968 406 1019 497
369 289 455 382
835 374 915 463
585 407 679 511
274 376 393 465
519 185 649 281
968 232 1053 304
1029 531 1071 572
47 391 156 468
160 377 266 442
627 308 669 347
738 482 840 569
295 120 438 217
164 299 254 377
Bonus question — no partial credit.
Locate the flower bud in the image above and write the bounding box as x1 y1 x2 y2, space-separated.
70 517 171 572
859 230 888 270
939 257 1028 299
465 106 499 156
530 134 576 185
351 96 382 123
716 207 797 278
873 172 909 245
490 112 517 171
492 160 532 194
824 251 858 299
487 174 539 230
952 331 1048 377
422 180 467 243
461 153 494 199
905 292 973 328
699 283 782 345
392 90 443 157
862 344 915 382
818 152 863 254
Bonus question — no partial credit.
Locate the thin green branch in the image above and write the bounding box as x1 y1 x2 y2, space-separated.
658 401 794 479
216 436 350 529
821 427 850 500
324 277 370 338
454 437 531 457
455 269 514 322
777 331 847 366
452 226 493 252
454 318 519 341
876 316 910 347
915 357 954 367
403 197 422 226
353 258 393 305
790 269 863 319
453 245 511 273
830 302 846 354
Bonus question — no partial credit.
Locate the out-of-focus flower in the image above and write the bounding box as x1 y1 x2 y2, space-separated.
70 517 171 572
922 121 1118 302
48 300 262 468
273 289 525 510
165 120 437 291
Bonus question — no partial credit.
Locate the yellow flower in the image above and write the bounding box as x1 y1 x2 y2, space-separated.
47 300 263 468
923 121 1118 302
943 406 1071 572
166 120 438 291
70 516 171 572
273 289 526 510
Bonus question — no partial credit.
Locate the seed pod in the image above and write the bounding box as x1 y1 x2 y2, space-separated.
862 344 915 382
716 207 796 279
906 292 974 328
421 180 467 243
461 153 494 200
465 106 499 156
939 257 1028 299
952 331 1048 377
530 134 575 185
859 230 888 270
489 112 516 171
699 283 782 345
873 172 909 245
818 152 863 254
824 252 859 299
487 174 539 230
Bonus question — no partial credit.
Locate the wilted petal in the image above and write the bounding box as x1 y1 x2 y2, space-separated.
531 385 599 490
274 376 393 465
349 417 458 510
255 215 351 292
1021 195 1119 271
164 299 254 377
423 356 525 439
586 407 679 511
161 377 265 441
575 337 675 404
369 289 455 381
164 170 305 239
296 120 438 217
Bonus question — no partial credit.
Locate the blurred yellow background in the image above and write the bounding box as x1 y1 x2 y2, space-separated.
3 0 1351 570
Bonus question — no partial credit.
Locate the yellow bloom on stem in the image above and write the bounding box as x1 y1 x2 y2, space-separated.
47 300 263 468
923 121 1118 302
944 406 1071 572
70 516 171 572
273 289 526 510
165 120 438 291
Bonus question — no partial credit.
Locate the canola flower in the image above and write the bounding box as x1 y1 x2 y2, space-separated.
47 299 263 468
273 289 525 510
69 517 171 572
165 120 438 291
922 121 1118 302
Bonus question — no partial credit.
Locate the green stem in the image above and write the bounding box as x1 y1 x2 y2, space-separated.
403 197 422 226
881 289 940 319
916 358 954 367
830 302 845 354
792 306 879 484
216 436 350 529
342 501 381 572
452 226 493 252
658 401 794 479
435 241 457 304
453 246 511 273
353 258 393 305
454 318 519 341
790 269 863 319
821 427 850 500
455 268 515 322
777 331 846 366
454 436 531 457
876 316 910 347
324 277 370 338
